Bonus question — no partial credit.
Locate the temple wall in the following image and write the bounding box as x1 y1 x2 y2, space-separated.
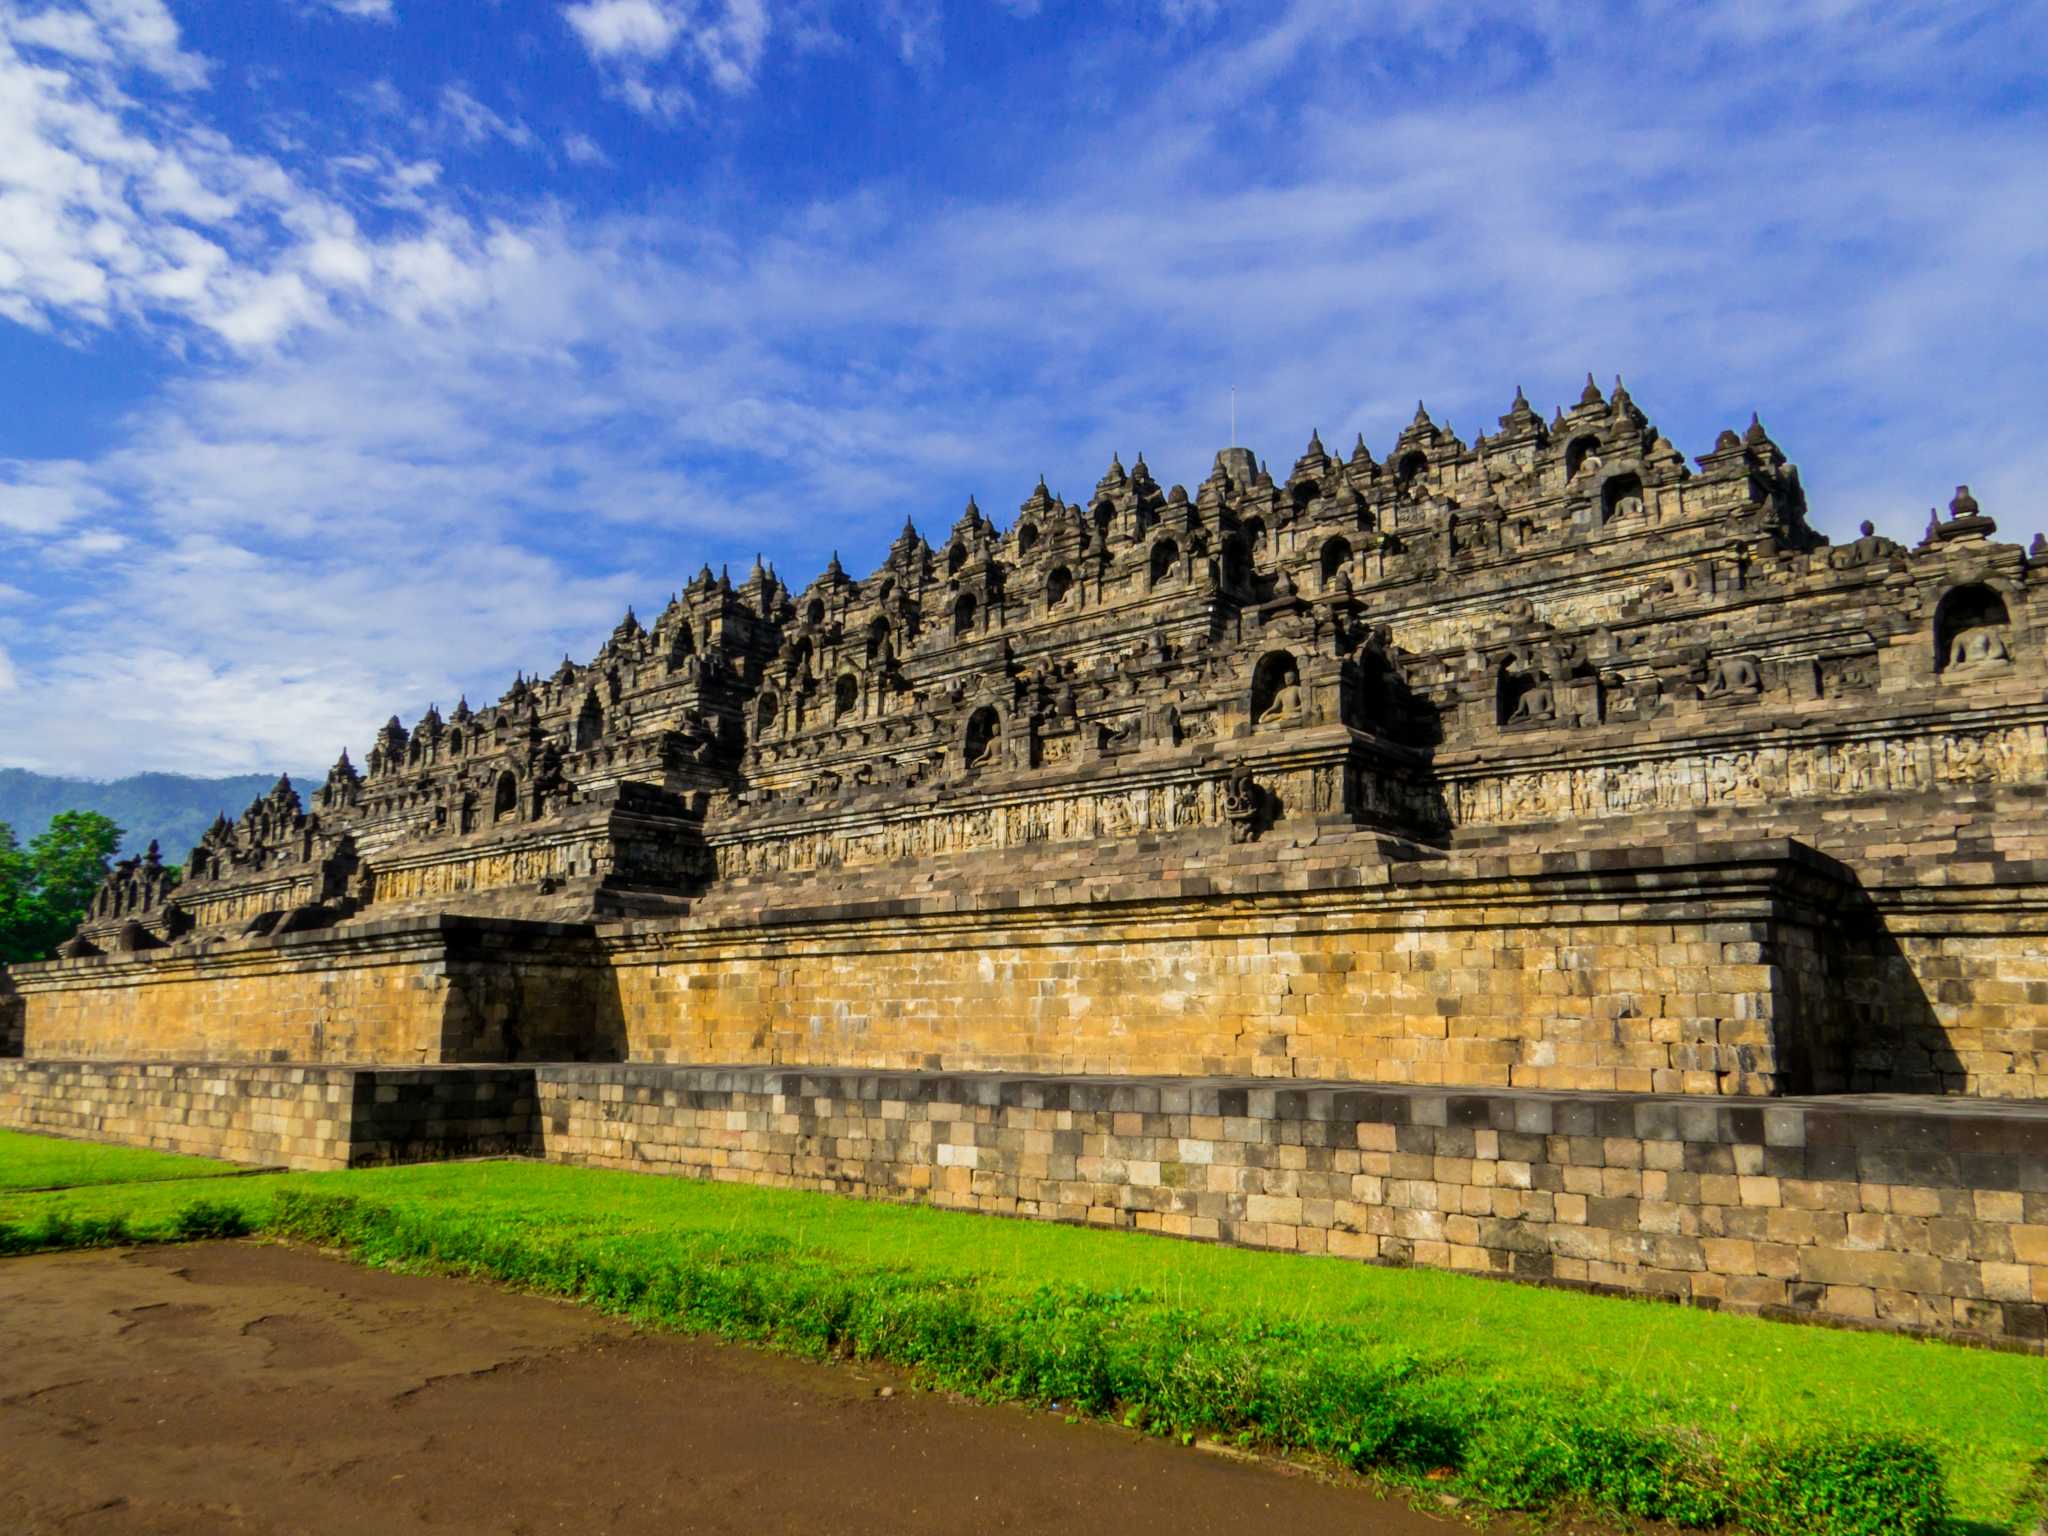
9 918 604 1067
13 840 2048 1100
601 841 1853 1096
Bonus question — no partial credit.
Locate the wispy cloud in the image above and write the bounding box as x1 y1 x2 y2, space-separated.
311 0 396 19
562 0 771 111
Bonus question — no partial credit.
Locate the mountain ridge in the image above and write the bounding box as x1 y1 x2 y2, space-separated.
0 768 283 864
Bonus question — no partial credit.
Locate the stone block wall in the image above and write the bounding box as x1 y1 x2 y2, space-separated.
602 840 1856 1096
534 1065 2048 1346
10 917 603 1067
0 1060 538 1170
0 979 21 1058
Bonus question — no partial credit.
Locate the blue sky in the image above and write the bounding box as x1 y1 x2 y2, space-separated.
1 0 2044 778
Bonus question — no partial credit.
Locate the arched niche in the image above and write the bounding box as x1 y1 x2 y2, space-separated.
1093 501 1116 543
866 617 893 661
1249 649 1303 726
1241 514 1267 554
1564 435 1600 479
1149 538 1180 588
492 771 519 823
1602 471 1644 520
1395 449 1428 485
964 705 1002 770
805 597 826 627
834 672 859 719
1496 658 1546 725
446 728 463 756
1016 522 1039 557
756 690 780 736
459 792 478 834
952 591 977 638
1320 536 1353 587
1934 583 2014 674
1220 535 1249 591
948 542 968 577
1046 565 1073 608
575 693 604 750
668 624 695 666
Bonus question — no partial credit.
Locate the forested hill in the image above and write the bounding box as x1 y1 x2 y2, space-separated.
0 769 279 862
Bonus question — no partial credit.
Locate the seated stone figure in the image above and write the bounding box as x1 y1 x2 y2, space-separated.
1258 669 1306 725
970 722 1004 767
1948 626 2013 672
1703 656 1762 698
1508 679 1555 723
1830 520 1900 570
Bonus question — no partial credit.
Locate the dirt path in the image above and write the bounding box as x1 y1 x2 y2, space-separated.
0 1242 1460 1535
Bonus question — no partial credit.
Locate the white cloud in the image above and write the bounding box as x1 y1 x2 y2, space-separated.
317 0 395 17
562 0 778 111
1 0 2044 779
561 129 611 166
436 82 534 150
563 0 682 59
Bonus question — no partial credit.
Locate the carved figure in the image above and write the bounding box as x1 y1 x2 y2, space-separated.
1946 627 2008 671
1509 680 1555 723
1223 765 1266 843
1703 656 1762 698
1258 668 1306 726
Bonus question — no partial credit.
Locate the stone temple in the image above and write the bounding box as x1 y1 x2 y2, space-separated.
7 377 2048 1344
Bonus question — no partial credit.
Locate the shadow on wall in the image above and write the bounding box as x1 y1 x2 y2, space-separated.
0 979 22 1058
1810 898 1967 1095
437 925 628 1065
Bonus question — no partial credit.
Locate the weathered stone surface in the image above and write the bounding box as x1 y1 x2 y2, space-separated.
9 1059 2043 1345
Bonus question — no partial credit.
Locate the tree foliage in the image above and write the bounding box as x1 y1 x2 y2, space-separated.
0 811 124 965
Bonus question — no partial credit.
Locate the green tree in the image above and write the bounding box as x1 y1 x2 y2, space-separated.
0 811 125 966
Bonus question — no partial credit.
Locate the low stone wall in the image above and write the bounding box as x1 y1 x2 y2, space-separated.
0 1060 538 1170
535 1065 2048 1346
10 1055 2045 1345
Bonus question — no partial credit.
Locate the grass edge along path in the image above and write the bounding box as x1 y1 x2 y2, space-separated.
0 1171 1970 1536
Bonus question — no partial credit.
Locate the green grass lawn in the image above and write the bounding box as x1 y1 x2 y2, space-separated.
2 1140 2040 1533
0 1127 252 1192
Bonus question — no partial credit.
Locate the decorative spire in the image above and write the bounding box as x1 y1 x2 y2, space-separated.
2031 532 2047 559
1411 400 1432 430
1950 484 1981 520
1579 372 1603 407
1352 432 1371 465
826 549 844 577
1744 412 1769 446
